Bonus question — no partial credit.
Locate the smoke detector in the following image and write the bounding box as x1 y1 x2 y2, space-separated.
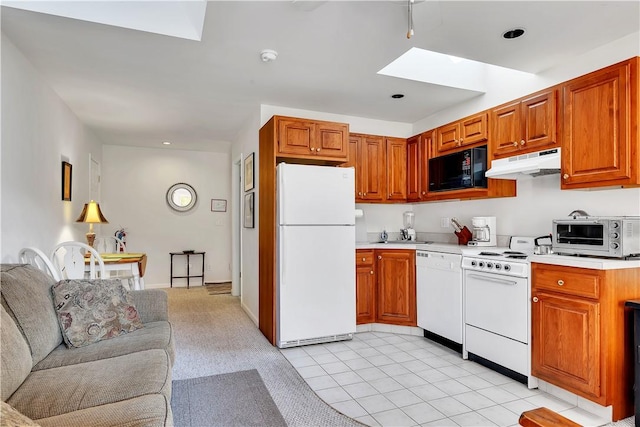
260 49 278 62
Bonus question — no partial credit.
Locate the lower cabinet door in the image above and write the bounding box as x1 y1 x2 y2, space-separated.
532 291 601 399
356 265 376 324
376 251 416 326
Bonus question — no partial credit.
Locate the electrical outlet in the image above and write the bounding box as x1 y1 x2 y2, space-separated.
441 217 451 228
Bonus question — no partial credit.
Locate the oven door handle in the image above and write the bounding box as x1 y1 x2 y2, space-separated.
466 273 517 286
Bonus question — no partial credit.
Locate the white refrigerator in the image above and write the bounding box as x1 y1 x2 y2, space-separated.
276 163 356 348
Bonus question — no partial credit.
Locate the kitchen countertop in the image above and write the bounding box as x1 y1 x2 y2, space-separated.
356 242 464 254
357 242 640 270
531 254 640 270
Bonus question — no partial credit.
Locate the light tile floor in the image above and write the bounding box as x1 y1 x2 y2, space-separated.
280 331 611 427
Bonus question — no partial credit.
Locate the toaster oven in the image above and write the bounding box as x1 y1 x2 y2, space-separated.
552 217 640 258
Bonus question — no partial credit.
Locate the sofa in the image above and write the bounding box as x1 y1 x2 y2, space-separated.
1 264 175 426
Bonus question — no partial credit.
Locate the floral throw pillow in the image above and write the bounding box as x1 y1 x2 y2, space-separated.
52 279 144 348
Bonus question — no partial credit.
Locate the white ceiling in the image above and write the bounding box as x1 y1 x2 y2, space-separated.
2 1 639 152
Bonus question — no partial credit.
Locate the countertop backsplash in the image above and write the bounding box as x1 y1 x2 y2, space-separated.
361 231 512 247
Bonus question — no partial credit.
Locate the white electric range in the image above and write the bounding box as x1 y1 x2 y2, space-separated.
461 236 539 389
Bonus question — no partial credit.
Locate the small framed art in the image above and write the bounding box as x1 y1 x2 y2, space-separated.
244 152 255 192
243 192 254 228
61 161 72 201
211 199 227 212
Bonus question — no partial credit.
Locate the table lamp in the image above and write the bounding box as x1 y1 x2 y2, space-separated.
75 200 109 247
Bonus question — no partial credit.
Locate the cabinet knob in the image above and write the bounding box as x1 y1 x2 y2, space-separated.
533 296 539 303
358 192 363 196
316 148 321 152
362 257 366 262
557 279 564 286
388 194 392 198
512 141 518 147
370 270 374 275
520 139 526 146
422 191 426 195
563 173 569 179
310 147 314 151
378 255 382 260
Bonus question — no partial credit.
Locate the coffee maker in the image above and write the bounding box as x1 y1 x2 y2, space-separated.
401 211 416 241
468 216 496 246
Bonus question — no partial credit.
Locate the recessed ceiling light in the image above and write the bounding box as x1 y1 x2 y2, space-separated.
162 141 171 145
503 28 525 39
391 94 405 99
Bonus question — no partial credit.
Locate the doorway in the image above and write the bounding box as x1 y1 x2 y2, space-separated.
231 155 243 298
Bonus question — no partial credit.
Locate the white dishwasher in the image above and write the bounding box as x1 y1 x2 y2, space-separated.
416 250 463 346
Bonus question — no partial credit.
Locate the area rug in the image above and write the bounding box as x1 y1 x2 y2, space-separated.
205 282 231 295
171 369 287 427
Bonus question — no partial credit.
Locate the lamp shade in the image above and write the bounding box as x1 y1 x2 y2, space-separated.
76 200 109 224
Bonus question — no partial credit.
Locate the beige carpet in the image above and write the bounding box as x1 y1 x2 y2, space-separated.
166 287 362 427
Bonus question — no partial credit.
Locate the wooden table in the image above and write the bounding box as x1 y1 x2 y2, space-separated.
86 253 147 290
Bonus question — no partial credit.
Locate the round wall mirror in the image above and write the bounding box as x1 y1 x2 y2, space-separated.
166 183 197 212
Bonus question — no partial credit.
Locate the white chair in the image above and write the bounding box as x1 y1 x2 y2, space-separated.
51 241 106 280
18 247 61 281
93 235 134 288
94 236 127 254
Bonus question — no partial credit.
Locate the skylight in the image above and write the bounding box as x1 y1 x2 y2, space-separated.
378 47 534 93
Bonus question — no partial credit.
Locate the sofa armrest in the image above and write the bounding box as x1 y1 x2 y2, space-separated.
129 290 169 323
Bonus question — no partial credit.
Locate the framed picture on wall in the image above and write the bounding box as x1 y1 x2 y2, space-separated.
243 192 254 228
61 161 72 201
244 152 255 192
211 199 227 212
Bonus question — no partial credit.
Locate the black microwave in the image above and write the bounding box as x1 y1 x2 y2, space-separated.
428 145 488 192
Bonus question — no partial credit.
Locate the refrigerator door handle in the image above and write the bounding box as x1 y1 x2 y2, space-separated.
279 227 285 288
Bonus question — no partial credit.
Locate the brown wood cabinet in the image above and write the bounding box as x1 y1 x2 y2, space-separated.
491 88 559 158
376 249 416 326
436 112 488 154
346 134 385 202
385 137 407 202
356 250 376 324
561 57 639 189
531 263 640 421
276 116 349 162
407 131 433 202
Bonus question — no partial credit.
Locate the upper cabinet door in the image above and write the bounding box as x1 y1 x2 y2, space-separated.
316 122 349 160
492 101 522 157
521 89 558 151
436 122 461 153
460 112 488 146
277 118 316 157
406 135 421 202
562 59 637 189
385 137 407 201
361 135 385 201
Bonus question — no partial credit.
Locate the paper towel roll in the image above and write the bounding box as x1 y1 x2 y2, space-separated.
355 209 364 218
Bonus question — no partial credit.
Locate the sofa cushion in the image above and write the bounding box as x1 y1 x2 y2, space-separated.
52 278 144 348
33 320 174 371
7 349 171 420
0 265 62 366
0 305 34 401
0 401 40 427
35 394 172 427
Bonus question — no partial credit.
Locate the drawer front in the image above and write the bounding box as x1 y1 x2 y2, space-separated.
356 250 375 266
533 264 600 299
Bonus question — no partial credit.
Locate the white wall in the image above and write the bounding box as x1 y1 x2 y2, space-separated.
101 145 231 287
231 110 261 324
412 177 640 238
1 34 104 261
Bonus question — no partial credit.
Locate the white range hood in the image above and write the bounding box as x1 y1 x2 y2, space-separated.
485 148 561 180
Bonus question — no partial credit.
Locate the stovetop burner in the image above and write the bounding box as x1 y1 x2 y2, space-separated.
506 254 528 259
503 251 526 256
478 251 501 256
